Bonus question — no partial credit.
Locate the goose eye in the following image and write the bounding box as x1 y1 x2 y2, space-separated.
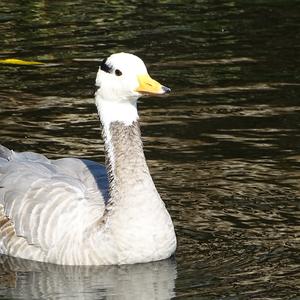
115 69 122 76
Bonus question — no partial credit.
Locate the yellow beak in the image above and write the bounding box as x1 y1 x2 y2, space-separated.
135 74 171 95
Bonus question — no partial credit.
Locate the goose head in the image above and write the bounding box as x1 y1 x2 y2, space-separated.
95 52 170 102
95 52 171 125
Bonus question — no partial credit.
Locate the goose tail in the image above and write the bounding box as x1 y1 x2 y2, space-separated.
0 145 11 161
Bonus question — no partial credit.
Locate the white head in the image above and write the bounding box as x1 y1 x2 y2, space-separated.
95 53 170 125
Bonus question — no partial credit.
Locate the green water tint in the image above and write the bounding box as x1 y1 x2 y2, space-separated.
0 0 299 299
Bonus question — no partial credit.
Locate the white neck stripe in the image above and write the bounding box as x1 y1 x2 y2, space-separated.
96 95 139 127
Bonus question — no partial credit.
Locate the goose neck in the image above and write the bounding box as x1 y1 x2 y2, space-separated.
103 121 151 189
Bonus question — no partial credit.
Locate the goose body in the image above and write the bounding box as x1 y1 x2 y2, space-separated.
0 53 176 265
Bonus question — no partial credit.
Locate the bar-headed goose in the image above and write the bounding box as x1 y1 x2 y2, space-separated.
0 53 176 265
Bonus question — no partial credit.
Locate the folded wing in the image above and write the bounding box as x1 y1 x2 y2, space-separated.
0 146 108 262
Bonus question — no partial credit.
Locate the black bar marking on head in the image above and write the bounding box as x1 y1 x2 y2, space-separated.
101 58 112 73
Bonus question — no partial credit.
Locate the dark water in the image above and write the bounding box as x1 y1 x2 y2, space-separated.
0 0 300 299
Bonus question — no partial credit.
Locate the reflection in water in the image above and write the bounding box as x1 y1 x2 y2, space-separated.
1 0 300 299
0 256 177 300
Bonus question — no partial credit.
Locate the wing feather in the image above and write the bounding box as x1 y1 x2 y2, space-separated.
0 147 108 259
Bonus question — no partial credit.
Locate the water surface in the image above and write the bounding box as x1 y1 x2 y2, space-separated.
0 0 300 299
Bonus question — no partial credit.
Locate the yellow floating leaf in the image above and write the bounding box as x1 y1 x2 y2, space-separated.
0 58 44 65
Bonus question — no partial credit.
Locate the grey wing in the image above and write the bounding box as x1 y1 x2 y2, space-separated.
52 157 109 204
0 145 108 260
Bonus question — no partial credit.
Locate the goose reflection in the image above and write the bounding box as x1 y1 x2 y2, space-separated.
0 255 177 300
